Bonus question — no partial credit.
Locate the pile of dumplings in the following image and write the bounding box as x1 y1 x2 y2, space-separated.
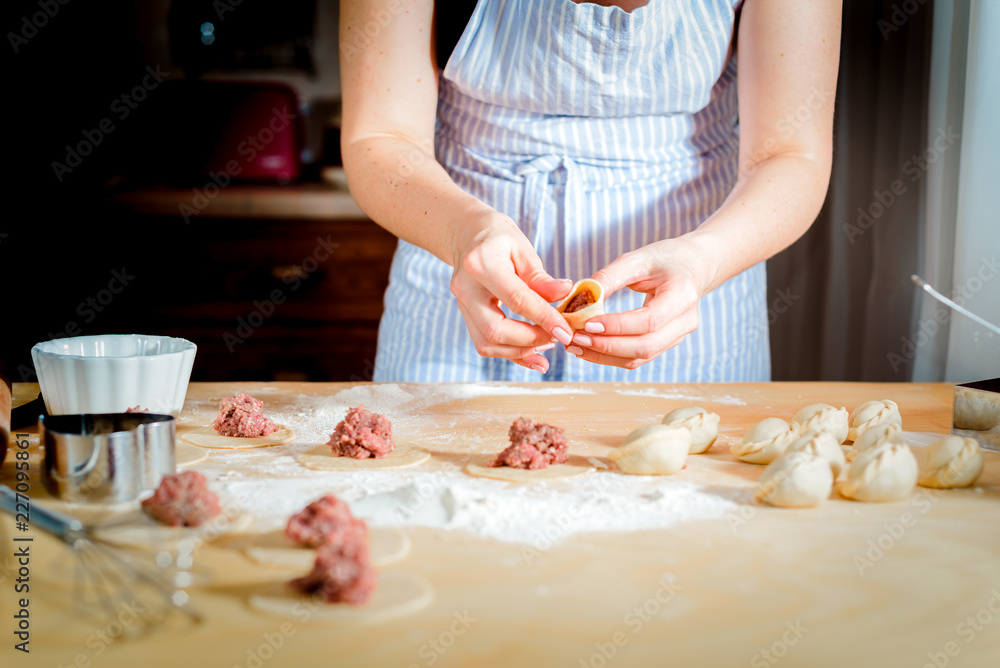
749 399 985 508
608 399 986 511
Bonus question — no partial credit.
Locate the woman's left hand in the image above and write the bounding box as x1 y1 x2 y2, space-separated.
567 237 716 369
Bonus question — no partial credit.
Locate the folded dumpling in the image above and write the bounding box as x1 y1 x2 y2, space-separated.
792 403 849 444
848 422 902 462
847 399 902 442
609 424 690 475
917 436 984 489
731 418 801 465
838 441 917 502
662 407 720 454
785 430 846 478
754 451 833 507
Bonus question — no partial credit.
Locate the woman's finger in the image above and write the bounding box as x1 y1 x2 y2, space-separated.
457 281 556 348
565 346 653 370
586 287 698 338
571 318 693 360
477 267 574 345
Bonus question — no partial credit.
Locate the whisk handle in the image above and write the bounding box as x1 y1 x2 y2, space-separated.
0 485 85 541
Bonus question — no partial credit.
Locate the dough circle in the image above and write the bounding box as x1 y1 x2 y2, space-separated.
249 572 434 624
296 443 431 471
175 441 209 467
465 454 595 482
244 527 411 570
94 508 253 548
181 425 296 449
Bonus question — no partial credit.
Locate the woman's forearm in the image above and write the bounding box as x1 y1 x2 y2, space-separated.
683 150 832 294
342 134 494 267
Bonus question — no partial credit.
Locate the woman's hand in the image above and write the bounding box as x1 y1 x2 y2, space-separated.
567 237 716 369
450 211 574 373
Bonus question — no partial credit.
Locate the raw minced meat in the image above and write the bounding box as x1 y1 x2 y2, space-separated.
563 290 596 313
328 405 394 459
211 393 279 437
490 417 569 469
285 495 368 548
290 540 377 605
141 470 221 527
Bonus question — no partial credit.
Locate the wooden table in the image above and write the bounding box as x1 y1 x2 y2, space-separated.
3 382 999 668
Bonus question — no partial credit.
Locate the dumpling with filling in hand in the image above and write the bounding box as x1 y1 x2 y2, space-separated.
731 418 800 465
792 403 849 444
917 436 984 489
754 451 834 508
556 279 605 331
847 399 902 442
838 440 917 502
662 407 720 454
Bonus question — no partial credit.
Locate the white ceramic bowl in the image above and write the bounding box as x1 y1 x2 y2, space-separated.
31 334 197 416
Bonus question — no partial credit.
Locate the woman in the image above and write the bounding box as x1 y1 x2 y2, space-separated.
340 0 840 382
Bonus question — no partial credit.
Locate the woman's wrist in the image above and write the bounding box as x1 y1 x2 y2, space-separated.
448 206 516 269
665 231 724 298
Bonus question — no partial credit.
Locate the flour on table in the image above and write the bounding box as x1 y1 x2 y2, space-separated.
615 387 746 406
196 384 743 548
208 462 738 548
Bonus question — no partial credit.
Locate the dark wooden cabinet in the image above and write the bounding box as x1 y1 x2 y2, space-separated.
100 180 398 382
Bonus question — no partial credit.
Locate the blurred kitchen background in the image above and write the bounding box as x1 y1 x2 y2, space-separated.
3 0 998 384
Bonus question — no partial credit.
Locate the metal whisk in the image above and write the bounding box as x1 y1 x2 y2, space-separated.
1 485 202 633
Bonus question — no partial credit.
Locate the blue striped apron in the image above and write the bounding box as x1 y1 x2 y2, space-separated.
374 0 770 383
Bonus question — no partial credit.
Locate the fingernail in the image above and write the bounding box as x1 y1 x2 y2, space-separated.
534 342 556 353
584 321 605 334
567 345 584 356
531 363 546 373
573 333 593 347
552 327 572 345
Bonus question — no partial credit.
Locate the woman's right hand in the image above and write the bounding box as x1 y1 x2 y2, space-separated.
449 211 574 373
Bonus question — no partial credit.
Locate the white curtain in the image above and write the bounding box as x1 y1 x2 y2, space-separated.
912 0 1000 382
